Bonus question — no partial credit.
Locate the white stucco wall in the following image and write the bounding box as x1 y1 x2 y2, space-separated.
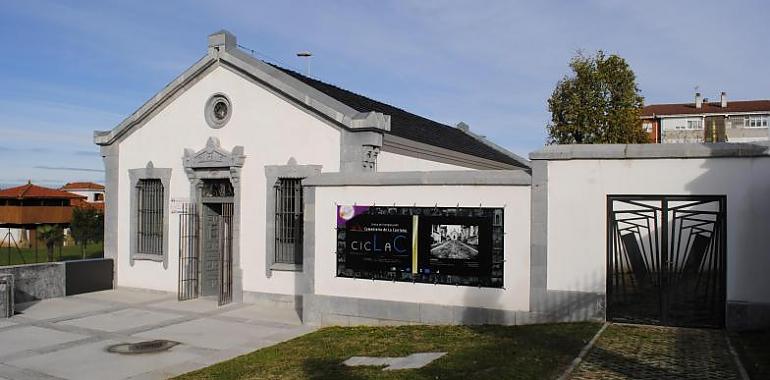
312 184 531 311
116 65 342 293
545 157 770 304
377 151 473 171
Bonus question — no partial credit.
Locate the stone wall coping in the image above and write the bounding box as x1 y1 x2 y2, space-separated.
303 170 531 187
529 142 770 161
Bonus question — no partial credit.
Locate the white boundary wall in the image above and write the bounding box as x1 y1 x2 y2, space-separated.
311 184 531 312
530 143 770 329
543 157 770 304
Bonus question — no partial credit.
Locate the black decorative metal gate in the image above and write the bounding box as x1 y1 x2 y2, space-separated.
218 202 234 306
178 203 199 301
607 195 726 328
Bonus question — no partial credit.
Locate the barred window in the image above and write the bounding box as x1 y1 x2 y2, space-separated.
274 178 303 264
136 179 164 255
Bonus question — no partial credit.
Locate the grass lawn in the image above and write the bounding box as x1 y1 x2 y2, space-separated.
0 242 103 266
175 322 600 380
730 329 770 380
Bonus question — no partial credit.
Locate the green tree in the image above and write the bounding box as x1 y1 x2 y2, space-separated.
547 50 648 144
70 207 100 258
37 225 64 262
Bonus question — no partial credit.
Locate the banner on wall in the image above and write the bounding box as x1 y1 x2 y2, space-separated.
336 205 504 288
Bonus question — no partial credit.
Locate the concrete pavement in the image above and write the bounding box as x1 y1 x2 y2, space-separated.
0 288 315 380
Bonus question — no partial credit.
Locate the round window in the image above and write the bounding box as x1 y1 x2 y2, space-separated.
205 94 232 129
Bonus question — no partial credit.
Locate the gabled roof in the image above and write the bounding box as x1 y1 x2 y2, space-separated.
95 30 529 170
270 65 528 168
61 182 105 191
0 183 86 200
642 100 770 117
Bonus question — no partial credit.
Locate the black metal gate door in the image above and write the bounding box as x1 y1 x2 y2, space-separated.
218 203 233 306
178 203 199 301
607 195 726 328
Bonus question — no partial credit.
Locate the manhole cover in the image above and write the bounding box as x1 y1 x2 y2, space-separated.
106 340 179 355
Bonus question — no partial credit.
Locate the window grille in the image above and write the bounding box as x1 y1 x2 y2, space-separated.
274 178 303 264
136 179 164 255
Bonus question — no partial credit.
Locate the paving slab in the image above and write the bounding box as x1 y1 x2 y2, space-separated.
146 298 225 314
12 298 111 321
217 304 302 325
72 288 174 305
7 339 198 380
0 363 62 380
0 290 317 380
132 317 293 350
0 320 16 329
56 308 183 333
344 352 447 371
0 326 87 357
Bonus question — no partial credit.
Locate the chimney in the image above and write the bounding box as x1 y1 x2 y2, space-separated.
720 92 727 108
695 92 703 109
208 30 237 54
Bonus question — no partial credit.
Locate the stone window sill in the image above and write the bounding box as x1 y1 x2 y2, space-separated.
131 253 165 262
270 263 303 272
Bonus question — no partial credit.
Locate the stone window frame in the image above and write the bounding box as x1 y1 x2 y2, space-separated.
265 160 321 273
128 162 172 269
204 93 232 129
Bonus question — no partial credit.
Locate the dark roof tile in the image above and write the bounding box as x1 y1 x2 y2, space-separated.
270 64 526 168
642 100 770 117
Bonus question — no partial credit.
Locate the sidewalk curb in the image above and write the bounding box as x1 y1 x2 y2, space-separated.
557 322 609 380
725 332 750 380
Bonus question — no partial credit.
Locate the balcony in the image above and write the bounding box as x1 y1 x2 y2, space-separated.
0 205 74 226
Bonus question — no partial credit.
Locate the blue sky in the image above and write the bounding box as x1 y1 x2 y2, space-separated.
1 1 768 187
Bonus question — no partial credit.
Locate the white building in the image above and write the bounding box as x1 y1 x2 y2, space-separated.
60 182 105 205
94 30 528 309
96 31 769 330
641 92 770 143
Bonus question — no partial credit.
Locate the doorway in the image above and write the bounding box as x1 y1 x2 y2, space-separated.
178 178 234 306
607 195 726 328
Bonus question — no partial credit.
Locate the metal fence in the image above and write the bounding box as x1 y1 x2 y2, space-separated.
218 202 233 306
178 203 199 301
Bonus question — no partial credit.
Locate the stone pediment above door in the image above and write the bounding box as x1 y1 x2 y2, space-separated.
183 137 245 169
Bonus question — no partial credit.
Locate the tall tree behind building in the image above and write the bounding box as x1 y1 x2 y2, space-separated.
547 51 648 144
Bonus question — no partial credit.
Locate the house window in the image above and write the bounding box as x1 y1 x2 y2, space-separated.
274 178 303 264
744 115 769 128
136 179 164 255
686 120 703 130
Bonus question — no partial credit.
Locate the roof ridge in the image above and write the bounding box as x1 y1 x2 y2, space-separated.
644 99 770 107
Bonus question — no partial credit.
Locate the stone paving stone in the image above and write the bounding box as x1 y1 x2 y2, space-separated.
217 304 302 325
146 298 225 314
132 317 293 350
12 298 111 321
0 320 15 329
7 339 198 380
72 288 173 305
0 326 87 357
344 352 447 371
570 324 741 380
56 308 183 332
